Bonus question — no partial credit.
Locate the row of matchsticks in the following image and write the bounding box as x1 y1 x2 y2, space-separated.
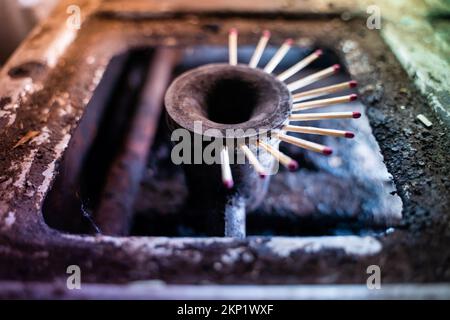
220 28 361 189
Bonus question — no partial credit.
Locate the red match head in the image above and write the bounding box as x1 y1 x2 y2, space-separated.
352 111 361 119
345 131 355 138
349 80 358 88
332 64 341 73
259 173 267 179
263 30 271 38
288 160 299 171
223 179 234 189
323 147 333 155
229 28 238 35
284 38 294 46
349 94 358 101
314 49 323 56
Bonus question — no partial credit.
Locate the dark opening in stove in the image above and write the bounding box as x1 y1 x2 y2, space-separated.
206 77 258 124
42 44 402 237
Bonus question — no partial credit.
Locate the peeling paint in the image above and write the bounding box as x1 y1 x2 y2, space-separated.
12 149 38 189
221 247 245 264
382 21 450 124
32 127 51 146
0 110 16 127
36 133 71 203
0 79 39 129
265 236 382 257
57 234 382 261
3 211 16 229
341 40 373 76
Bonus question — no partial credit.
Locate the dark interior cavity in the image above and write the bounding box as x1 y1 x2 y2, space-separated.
205 77 259 124
165 62 291 137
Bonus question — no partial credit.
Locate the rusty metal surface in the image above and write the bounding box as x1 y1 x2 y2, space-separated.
0 0 449 291
97 0 363 17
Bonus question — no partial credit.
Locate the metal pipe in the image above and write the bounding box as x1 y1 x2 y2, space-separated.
165 63 291 237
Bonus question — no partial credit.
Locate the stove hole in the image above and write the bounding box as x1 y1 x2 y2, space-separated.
206 77 258 124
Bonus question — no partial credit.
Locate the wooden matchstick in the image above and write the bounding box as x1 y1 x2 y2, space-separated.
263 38 293 73
276 132 332 155
289 111 361 121
257 140 299 171
277 49 322 81
292 80 357 102
287 64 340 92
229 28 238 66
249 30 270 68
292 94 357 111
284 125 355 138
220 146 234 188
12 130 40 149
240 144 267 178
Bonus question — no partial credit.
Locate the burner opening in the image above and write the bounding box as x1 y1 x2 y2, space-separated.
165 63 290 138
206 77 259 124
